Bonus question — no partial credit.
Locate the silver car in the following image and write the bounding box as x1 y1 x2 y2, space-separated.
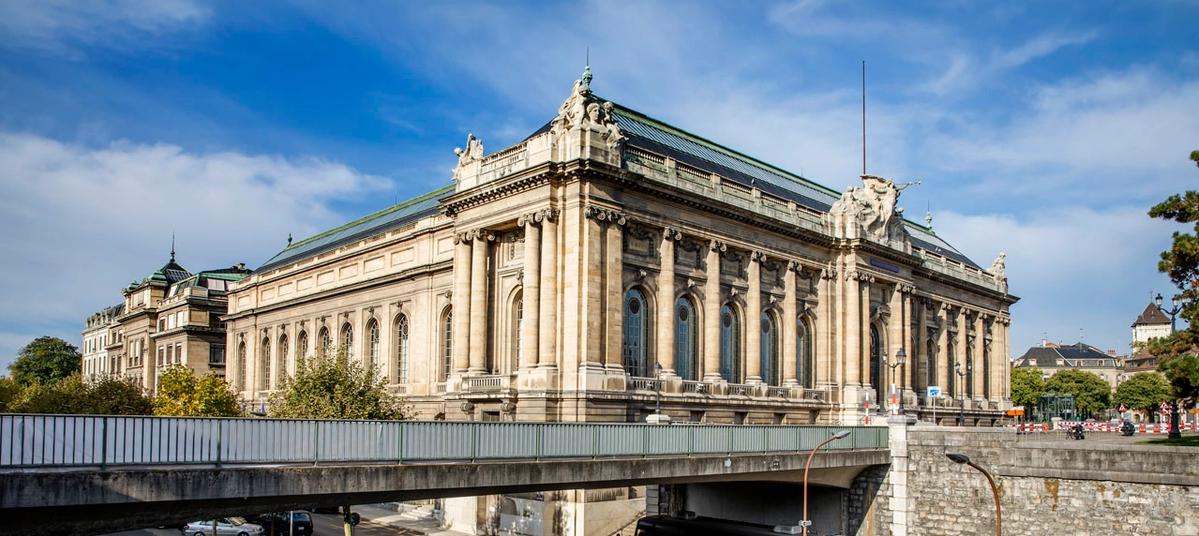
181 517 265 536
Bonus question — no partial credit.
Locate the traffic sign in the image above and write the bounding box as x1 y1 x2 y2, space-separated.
927 386 941 398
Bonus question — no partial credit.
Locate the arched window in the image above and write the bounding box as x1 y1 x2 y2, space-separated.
797 317 814 389
946 338 956 396
623 288 649 377
277 333 288 384
674 297 698 381
510 290 523 372
395 315 410 384
719 304 740 383
761 312 779 386
965 336 975 398
298 330 309 360
237 341 247 390
926 337 937 392
440 307 453 381
983 338 991 399
318 327 331 356
260 337 271 391
366 319 380 371
869 325 883 404
340 323 354 358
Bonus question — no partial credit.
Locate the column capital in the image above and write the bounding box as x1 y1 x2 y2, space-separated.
662 227 685 242
898 283 916 294
820 262 838 280
749 250 767 263
584 205 626 226
518 208 560 227
708 239 727 253
455 228 495 243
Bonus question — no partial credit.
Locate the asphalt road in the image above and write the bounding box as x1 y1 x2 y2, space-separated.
101 514 423 536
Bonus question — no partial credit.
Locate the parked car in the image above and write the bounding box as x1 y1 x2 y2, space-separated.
245 511 314 536
181 517 265 536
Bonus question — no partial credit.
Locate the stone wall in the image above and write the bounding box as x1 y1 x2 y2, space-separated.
897 427 1199 536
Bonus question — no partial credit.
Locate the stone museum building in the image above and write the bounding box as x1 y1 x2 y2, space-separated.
224 69 1017 427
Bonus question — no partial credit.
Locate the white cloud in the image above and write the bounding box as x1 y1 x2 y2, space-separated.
936 206 1178 357
0 0 209 56
0 131 388 369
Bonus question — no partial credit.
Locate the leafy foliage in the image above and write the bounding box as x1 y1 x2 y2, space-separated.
1143 150 1199 403
1114 372 1171 414
9 336 82 385
1010 367 1046 409
0 377 20 412
1045 369 1111 418
8 374 151 415
153 365 241 417
268 348 411 420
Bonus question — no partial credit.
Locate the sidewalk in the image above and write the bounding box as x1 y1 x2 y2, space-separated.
353 503 473 536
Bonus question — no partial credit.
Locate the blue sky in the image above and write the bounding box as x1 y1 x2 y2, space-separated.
1 0 1196 370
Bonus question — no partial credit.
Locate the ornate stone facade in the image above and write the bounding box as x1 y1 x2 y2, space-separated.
224 71 1017 426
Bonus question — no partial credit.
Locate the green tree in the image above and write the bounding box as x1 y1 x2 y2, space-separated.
1114 372 1171 415
1045 369 1111 418
0 376 20 412
268 348 411 420
153 365 240 417
9 336 82 385
1143 150 1199 403
8 374 151 415
1010 367 1046 409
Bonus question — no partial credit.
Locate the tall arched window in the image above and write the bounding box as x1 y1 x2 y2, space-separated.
869 325 883 404
719 304 740 383
260 337 271 391
946 338 956 396
318 327 331 356
926 337 937 392
298 330 309 360
623 288 649 377
761 312 779 386
237 341 247 390
675 297 698 381
366 319 379 371
797 317 814 388
277 333 288 384
983 338 991 399
395 315 410 384
440 307 453 381
965 336 975 398
340 323 354 358
510 290 523 372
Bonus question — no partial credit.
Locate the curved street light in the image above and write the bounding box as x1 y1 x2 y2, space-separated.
801 430 852 536
946 453 1001 536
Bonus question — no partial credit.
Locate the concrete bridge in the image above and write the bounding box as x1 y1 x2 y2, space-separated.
0 414 889 535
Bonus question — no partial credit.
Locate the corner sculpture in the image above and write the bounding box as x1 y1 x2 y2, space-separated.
550 65 626 156
452 132 484 181
990 252 1008 294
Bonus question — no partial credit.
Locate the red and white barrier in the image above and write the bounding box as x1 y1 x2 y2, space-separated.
1011 421 1196 434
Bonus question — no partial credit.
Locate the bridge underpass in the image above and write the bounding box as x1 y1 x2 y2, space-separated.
0 414 889 535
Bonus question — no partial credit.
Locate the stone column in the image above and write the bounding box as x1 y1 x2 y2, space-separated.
816 267 834 387
902 287 914 392
538 211 558 368
782 261 799 387
746 251 763 384
452 234 472 373
519 214 541 371
914 298 927 396
887 285 903 394
604 215 625 370
957 310 969 399
937 305 950 395
859 275 872 388
703 240 725 382
582 208 605 368
468 232 491 374
844 271 862 386
656 228 680 376
974 314 986 401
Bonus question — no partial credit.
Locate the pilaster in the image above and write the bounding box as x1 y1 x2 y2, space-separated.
782 260 799 387
745 251 763 384
703 239 724 382
657 228 681 377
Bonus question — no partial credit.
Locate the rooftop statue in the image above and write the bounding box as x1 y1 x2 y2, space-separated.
990 252 1008 293
452 132 484 181
829 175 916 244
550 66 625 156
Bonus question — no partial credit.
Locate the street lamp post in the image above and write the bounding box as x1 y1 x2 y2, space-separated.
956 363 968 426
801 430 852 536
884 348 907 415
1155 293 1185 440
946 453 1002 536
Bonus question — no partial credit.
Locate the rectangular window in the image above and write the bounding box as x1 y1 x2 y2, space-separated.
158 347 165 366
209 344 226 365
175 343 183 363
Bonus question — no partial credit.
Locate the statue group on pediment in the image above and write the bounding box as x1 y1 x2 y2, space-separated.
550 72 626 154
829 175 917 244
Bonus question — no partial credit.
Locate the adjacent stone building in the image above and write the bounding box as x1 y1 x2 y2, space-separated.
1012 340 1125 390
225 70 1017 427
81 249 250 393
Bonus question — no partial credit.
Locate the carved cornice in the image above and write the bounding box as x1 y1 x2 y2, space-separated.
584 205 626 226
